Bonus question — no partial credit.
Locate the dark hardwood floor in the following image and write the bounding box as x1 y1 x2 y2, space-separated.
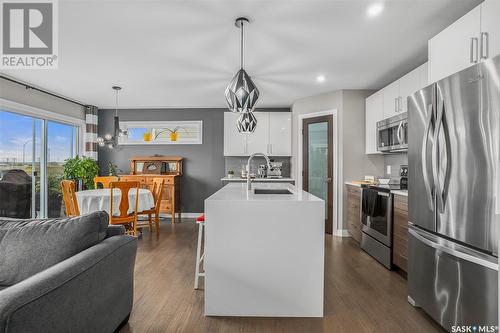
120 219 444 333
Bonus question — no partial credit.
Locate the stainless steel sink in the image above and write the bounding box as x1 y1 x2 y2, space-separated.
254 189 293 195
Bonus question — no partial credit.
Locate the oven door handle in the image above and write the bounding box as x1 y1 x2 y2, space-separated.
377 192 390 197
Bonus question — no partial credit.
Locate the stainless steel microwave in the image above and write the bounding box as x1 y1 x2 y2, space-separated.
377 113 408 152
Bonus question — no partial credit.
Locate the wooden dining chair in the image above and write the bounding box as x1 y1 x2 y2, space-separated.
94 176 119 189
61 180 80 217
138 178 165 236
109 181 140 236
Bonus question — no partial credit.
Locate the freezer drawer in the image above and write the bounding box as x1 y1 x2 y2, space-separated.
408 227 498 331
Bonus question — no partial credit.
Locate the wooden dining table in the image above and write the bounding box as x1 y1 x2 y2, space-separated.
76 188 155 216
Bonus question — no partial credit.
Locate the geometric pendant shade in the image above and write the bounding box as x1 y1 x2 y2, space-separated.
225 68 260 113
225 17 259 133
236 111 257 133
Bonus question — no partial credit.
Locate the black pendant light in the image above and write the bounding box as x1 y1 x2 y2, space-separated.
97 86 127 149
224 17 259 133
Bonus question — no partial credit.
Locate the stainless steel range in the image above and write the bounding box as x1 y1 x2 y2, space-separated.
408 55 499 330
360 168 407 269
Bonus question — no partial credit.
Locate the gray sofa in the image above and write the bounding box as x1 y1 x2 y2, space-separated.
0 211 137 333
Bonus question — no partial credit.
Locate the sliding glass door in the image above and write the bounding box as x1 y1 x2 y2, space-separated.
0 109 80 218
47 121 78 217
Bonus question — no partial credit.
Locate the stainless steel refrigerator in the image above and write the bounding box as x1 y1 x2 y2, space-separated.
408 54 500 331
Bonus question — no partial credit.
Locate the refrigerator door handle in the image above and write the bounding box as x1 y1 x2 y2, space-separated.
432 98 445 213
397 121 403 145
409 228 499 271
422 103 435 211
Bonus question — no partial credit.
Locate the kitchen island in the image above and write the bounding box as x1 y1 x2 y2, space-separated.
204 182 324 317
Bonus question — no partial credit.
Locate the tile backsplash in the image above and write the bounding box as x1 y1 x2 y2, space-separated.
383 153 407 180
225 157 291 178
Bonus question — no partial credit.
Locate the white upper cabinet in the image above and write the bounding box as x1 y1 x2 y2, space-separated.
365 91 384 154
224 112 247 156
365 62 427 155
268 112 292 156
428 4 492 83
246 112 269 155
224 112 292 156
480 0 500 62
399 66 422 114
428 5 481 83
382 80 400 119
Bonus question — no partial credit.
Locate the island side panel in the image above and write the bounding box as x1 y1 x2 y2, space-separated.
204 199 324 317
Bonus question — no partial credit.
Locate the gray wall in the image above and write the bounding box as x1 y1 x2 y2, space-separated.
0 77 85 120
98 108 287 213
98 108 225 213
384 153 408 179
291 89 385 233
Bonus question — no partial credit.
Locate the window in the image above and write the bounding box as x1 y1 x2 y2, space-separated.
0 107 82 218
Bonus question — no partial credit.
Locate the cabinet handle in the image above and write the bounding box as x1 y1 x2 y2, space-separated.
395 98 398 113
470 37 479 63
269 144 273 155
480 32 489 60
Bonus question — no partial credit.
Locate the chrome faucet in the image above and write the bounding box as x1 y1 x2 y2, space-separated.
247 153 271 191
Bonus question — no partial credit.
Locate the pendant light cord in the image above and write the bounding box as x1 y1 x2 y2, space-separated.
240 20 244 69
115 89 118 117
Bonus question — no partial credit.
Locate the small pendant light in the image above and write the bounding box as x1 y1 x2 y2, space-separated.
97 86 127 149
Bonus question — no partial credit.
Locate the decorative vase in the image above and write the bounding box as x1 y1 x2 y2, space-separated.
143 132 151 142
170 132 178 141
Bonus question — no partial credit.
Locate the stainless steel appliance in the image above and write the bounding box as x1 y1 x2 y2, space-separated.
266 161 283 178
377 113 408 152
361 185 394 268
408 55 499 331
257 164 267 178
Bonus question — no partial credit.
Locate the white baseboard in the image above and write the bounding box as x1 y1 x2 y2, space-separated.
159 212 202 219
333 229 350 237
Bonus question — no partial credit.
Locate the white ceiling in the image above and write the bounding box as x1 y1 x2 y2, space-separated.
1 0 482 109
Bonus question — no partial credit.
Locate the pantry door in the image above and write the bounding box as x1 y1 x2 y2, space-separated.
302 115 333 234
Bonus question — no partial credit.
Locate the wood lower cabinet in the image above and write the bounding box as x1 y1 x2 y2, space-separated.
346 185 362 243
392 194 408 272
119 174 181 223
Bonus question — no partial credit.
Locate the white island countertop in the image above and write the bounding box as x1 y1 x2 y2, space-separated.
204 182 325 317
207 182 318 202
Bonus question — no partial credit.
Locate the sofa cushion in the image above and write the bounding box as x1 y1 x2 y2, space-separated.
0 211 109 286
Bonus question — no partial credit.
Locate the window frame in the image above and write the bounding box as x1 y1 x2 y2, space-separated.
0 98 85 218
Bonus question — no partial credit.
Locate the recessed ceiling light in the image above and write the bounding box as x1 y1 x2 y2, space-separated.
367 2 384 18
316 75 326 83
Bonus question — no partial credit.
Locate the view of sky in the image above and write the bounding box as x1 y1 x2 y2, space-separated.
0 110 77 164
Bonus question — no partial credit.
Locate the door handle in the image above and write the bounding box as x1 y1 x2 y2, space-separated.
432 98 445 214
396 121 403 145
480 32 489 60
409 227 498 270
325 178 332 183
470 37 479 63
422 103 434 211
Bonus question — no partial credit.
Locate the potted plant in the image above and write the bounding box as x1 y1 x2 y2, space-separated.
108 161 122 176
154 126 180 142
63 156 99 190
